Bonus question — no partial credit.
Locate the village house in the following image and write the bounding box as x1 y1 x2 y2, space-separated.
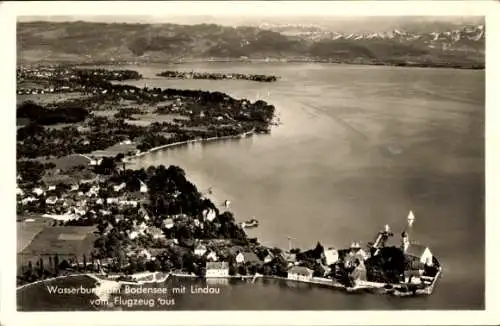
128 230 139 240
235 252 245 264
281 252 297 264
113 182 126 192
21 196 38 205
263 251 275 264
203 208 217 222
206 250 218 262
405 243 434 270
148 227 165 239
139 206 150 221
287 266 314 282
235 251 261 265
106 198 119 204
350 260 368 285
45 196 58 205
100 209 111 216
205 262 229 278
32 187 45 196
163 218 174 229
87 185 100 197
194 244 207 257
119 199 138 207
139 180 148 193
323 248 339 266
138 249 153 261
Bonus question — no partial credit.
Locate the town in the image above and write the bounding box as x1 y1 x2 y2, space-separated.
17 65 441 297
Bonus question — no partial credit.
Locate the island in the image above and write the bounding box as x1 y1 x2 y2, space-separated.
157 70 279 82
16 66 441 301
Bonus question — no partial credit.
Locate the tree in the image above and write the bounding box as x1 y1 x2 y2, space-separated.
54 254 60 274
83 254 87 272
49 256 55 273
95 157 116 175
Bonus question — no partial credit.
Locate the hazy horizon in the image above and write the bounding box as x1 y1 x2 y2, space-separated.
17 15 484 33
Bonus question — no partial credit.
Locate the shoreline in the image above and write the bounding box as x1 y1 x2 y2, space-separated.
17 269 441 297
124 128 256 162
58 59 485 71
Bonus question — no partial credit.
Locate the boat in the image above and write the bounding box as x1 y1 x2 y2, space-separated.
241 218 259 228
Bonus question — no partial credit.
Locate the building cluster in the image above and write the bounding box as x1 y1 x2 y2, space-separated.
17 171 149 223
16 66 141 95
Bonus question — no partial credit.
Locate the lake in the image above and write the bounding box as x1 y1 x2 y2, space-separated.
19 62 485 310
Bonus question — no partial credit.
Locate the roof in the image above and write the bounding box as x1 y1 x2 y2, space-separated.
288 266 313 276
238 251 261 263
206 262 229 270
406 244 430 258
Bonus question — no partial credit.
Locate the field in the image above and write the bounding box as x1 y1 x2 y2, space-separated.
125 113 189 126
18 224 98 269
90 142 138 157
17 92 91 106
17 216 53 253
49 154 91 170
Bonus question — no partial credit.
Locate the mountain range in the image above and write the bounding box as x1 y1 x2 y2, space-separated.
17 20 485 68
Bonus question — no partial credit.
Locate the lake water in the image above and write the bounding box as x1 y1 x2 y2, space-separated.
19 62 485 310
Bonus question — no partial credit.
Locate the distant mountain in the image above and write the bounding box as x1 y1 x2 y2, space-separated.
17 21 484 68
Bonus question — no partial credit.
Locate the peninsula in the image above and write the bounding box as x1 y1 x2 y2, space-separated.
17 66 441 299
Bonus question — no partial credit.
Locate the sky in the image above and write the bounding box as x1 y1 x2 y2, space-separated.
17 14 484 34
14 1 484 28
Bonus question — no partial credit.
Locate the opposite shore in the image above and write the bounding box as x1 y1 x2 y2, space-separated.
69 58 485 70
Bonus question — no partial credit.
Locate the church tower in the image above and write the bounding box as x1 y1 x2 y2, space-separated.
401 210 415 253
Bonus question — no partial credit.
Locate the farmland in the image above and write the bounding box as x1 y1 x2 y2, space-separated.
17 223 97 270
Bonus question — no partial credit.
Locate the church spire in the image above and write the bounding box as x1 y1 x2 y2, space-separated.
402 210 416 253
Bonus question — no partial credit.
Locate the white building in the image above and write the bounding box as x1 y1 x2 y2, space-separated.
323 248 339 266
139 180 148 193
149 227 165 239
206 251 218 262
287 266 314 282
106 198 119 204
32 187 44 196
205 262 229 278
264 252 275 264
163 218 174 229
194 244 207 257
90 158 103 166
138 249 152 261
113 183 126 192
203 208 217 222
45 196 58 205
129 231 139 240
406 243 434 267
48 185 56 191
235 252 245 264
21 196 38 205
